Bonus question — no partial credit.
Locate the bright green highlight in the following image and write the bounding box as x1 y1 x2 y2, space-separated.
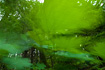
29 0 104 54
38 0 103 32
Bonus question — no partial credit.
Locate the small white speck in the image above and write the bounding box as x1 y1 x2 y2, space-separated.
15 52 17 56
75 35 78 37
77 1 80 3
80 44 82 47
56 32 58 34
91 1 93 4
38 0 44 3
79 3 82 6
65 29 68 31
83 48 85 50
85 0 89 2
100 3 104 7
86 55 89 58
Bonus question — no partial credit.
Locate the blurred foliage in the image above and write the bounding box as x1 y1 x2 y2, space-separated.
0 0 105 70
34 62 46 70
0 0 35 70
2 57 31 70
55 51 94 60
28 0 105 55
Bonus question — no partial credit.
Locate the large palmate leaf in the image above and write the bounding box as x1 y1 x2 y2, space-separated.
38 0 103 32
89 41 105 59
28 0 104 54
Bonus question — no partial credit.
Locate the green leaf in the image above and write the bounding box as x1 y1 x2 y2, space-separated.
90 41 105 59
55 51 94 60
35 63 46 70
2 57 31 70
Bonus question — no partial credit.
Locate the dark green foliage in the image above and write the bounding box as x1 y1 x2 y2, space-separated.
0 31 34 69
0 0 35 69
34 63 46 70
